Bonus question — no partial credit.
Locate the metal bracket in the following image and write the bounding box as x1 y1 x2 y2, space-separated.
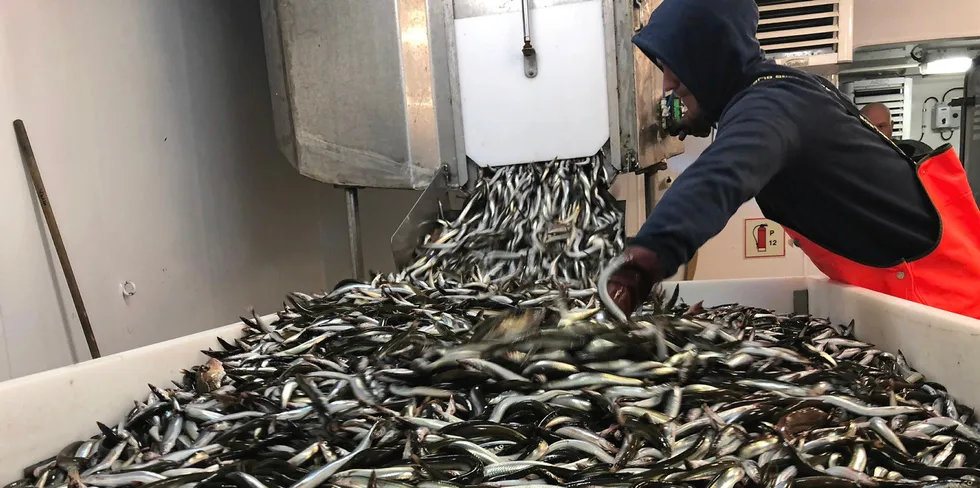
523 42 538 78
521 0 537 78
391 167 451 270
793 289 810 315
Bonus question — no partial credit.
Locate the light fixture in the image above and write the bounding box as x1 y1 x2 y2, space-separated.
920 56 973 75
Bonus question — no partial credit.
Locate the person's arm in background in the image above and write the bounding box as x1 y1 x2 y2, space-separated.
606 87 803 314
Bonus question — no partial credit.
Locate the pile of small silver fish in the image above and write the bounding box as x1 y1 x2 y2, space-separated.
8 158 980 488
9 281 980 488
401 154 625 292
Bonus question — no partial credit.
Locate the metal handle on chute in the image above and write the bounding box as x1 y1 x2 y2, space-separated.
521 0 537 78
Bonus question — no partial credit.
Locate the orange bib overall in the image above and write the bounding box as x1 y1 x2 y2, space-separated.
787 146 980 319
755 74 980 319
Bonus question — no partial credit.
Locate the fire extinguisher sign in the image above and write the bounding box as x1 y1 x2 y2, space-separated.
743 218 786 259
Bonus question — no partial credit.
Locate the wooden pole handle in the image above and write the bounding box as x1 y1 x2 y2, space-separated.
13 119 101 359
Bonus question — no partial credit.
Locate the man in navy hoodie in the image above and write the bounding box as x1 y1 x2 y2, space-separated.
605 0 980 318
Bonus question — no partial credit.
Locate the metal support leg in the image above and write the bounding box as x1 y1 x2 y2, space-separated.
345 187 364 280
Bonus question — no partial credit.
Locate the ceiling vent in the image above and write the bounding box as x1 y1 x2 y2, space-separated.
756 0 854 70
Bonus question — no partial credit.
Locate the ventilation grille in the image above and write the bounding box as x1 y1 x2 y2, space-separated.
845 78 913 140
756 0 843 60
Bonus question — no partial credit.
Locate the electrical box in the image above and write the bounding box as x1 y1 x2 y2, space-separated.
932 103 954 130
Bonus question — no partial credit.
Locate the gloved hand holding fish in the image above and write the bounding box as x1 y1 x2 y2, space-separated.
599 246 666 320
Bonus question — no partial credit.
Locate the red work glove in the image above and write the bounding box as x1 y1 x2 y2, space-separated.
606 246 666 316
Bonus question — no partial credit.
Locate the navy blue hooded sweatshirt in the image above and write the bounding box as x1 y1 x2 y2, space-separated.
630 0 939 277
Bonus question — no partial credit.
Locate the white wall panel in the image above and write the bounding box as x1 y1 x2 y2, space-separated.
854 0 980 49
0 1 354 379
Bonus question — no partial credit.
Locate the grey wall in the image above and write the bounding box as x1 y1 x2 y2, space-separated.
0 0 417 380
